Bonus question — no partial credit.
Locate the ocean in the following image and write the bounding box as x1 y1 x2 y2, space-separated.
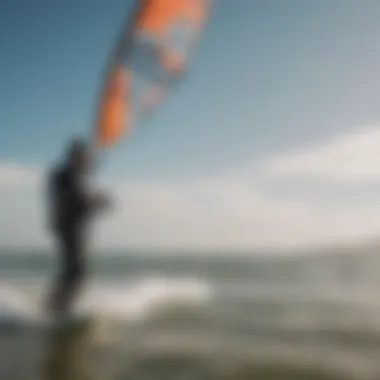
1 249 380 379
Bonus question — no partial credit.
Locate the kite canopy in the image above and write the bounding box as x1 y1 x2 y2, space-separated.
95 0 212 148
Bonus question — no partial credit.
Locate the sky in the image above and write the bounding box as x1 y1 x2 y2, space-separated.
2 0 380 252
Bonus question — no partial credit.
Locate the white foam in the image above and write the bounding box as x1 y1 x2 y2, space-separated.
80 277 214 322
0 282 36 323
0 276 214 326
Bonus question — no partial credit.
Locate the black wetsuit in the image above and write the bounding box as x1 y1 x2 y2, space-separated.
47 164 94 314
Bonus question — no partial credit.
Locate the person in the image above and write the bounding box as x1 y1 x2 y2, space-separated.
46 138 110 317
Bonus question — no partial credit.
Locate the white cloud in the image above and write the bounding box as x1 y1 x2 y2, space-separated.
261 127 380 182
94 178 380 251
0 162 41 187
0 156 380 252
0 163 46 248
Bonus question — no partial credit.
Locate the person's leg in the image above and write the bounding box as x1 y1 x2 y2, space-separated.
49 229 85 316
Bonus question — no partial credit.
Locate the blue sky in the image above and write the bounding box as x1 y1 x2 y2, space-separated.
2 0 380 251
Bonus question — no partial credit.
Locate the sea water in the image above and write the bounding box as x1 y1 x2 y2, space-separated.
1 249 380 379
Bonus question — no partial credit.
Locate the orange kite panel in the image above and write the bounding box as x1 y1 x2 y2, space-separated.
138 0 208 38
97 68 131 147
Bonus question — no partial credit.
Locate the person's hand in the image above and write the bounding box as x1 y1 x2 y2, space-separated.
94 192 112 211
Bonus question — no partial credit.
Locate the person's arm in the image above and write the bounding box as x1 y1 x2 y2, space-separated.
89 190 112 212
74 180 111 215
